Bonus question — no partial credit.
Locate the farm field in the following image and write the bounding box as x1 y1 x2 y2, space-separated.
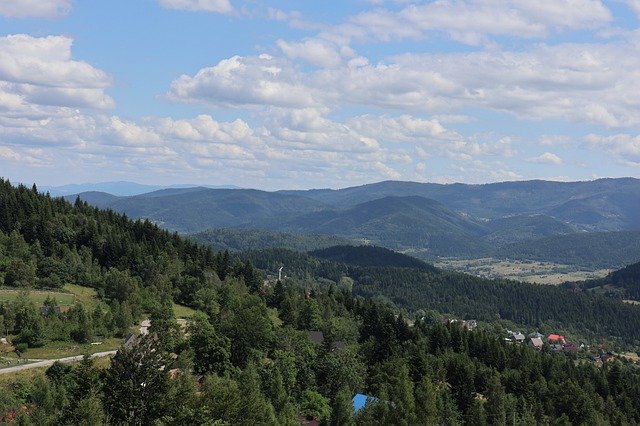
434 257 611 285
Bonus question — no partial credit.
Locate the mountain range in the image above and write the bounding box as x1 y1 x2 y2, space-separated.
68 178 640 263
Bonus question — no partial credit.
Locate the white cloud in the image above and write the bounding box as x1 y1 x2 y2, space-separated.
318 0 611 46
585 133 640 165
277 39 344 68
158 0 232 14
0 35 114 111
0 0 71 19
168 55 317 108
625 0 640 16
169 35 640 128
528 152 563 165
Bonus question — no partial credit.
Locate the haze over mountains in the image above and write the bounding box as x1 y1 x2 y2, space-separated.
67 178 640 266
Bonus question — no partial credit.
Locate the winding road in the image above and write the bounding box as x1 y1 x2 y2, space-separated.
0 350 117 375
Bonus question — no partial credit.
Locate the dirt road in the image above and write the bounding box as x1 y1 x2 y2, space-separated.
0 350 117 375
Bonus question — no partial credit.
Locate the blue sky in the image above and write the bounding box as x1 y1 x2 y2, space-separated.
1 0 640 190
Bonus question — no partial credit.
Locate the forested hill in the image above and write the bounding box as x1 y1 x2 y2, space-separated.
2 179 640 424
0 179 221 307
245 247 640 344
494 230 640 269
189 228 356 253
574 261 640 300
310 245 436 271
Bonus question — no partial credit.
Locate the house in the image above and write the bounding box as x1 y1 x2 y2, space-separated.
509 331 525 343
123 333 137 349
551 343 564 351
528 332 544 339
547 334 566 344
529 337 543 350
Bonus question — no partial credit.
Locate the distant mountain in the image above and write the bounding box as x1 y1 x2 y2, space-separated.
495 231 640 269
64 191 121 206
70 178 640 263
266 196 489 256
44 181 240 197
75 188 330 233
482 214 577 246
188 228 357 253
282 178 640 230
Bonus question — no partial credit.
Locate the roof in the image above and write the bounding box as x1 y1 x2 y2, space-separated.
352 394 377 413
530 337 543 347
547 334 565 342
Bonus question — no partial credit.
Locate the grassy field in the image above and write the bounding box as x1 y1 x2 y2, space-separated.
19 337 123 359
173 303 198 318
0 354 113 385
64 284 100 309
435 258 610 285
0 288 76 306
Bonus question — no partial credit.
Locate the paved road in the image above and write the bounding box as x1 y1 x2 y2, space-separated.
0 350 117 375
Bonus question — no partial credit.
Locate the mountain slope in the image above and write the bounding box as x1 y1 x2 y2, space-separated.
188 228 356 252
268 196 489 256
495 231 640 269
310 245 437 271
283 178 640 230
74 188 330 233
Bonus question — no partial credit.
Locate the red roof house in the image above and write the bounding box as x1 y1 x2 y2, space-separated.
547 334 566 344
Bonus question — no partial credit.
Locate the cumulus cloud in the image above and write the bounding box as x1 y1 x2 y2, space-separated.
0 0 71 19
158 0 232 14
167 55 317 108
528 152 563 165
0 35 114 112
171 35 640 128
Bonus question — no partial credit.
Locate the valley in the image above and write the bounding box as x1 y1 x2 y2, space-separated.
1 179 640 424
433 257 611 285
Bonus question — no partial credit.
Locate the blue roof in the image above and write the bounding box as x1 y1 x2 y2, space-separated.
352 393 377 413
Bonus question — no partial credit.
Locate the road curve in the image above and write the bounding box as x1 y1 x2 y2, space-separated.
0 350 117 375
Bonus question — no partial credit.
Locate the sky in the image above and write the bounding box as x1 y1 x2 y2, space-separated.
1 0 640 190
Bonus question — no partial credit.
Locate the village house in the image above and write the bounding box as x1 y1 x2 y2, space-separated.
529 337 544 350
547 334 566 345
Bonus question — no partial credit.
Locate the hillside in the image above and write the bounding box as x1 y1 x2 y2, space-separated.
188 228 357 252
495 231 640 269
482 214 577 246
71 178 640 265
2 180 640 425
268 196 489 256
575 260 640 300
310 245 437 271
76 187 330 233
283 178 640 229
244 246 640 344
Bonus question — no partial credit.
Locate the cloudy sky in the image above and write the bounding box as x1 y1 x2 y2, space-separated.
1 0 640 189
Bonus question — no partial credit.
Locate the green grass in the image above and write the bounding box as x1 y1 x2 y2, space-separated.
21 337 123 359
0 288 75 306
64 284 100 309
173 303 198 318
